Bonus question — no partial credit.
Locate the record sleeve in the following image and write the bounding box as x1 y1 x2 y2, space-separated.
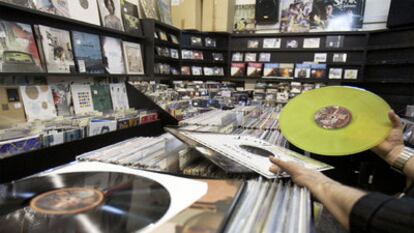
89 119 117 136
34 0 69 17
169 34 179 44
72 31 105 74
280 0 313 32
70 84 94 115
263 63 279 78
231 63 245 77
91 84 113 113
0 135 41 158
97 0 124 31
170 48 179 59
36 25 75 73
213 67 224 76
344 69 358 80
181 49 193 59
326 35 344 48
295 64 311 78
232 52 243 62
277 63 294 79
329 68 343 79
181 66 191 75
158 31 168 41
110 82 129 111
314 53 327 63
139 0 158 19
247 63 262 77
0 86 26 128
190 36 203 46
157 0 172 24
2 0 35 8
121 0 143 35
244 53 257 62
259 53 271 62
247 39 259 48
212 53 224 61
0 19 43 72
205 37 216 48
50 83 72 116
67 0 101 26
203 67 214 76
263 38 281 48
122 41 144 74
193 50 204 60
191 66 202 76
303 38 320 48
333 53 347 63
20 85 57 121
286 39 299 48
310 0 366 31
102 36 126 74
311 64 327 78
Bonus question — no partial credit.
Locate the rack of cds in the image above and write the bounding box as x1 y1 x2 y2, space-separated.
0 1 174 183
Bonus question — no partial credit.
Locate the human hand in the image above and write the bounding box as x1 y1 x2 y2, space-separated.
371 110 405 165
269 156 333 189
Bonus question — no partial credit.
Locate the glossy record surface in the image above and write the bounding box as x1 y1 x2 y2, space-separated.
279 86 392 156
0 172 170 233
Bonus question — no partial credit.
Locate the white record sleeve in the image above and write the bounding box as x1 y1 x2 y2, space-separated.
20 85 57 121
110 83 129 111
122 41 144 74
68 0 101 26
102 36 126 74
71 84 94 115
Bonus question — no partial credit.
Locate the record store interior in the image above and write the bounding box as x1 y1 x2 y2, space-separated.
1 0 414 232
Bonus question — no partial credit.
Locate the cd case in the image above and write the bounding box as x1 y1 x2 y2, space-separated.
166 128 333 178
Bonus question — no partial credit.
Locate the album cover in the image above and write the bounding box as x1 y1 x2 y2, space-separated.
295 64 311 78
259 53 271 62
310 0 365 31
159 31 168 41
205 37 216 48
291 82 303 94
170 34 179 44
158 0 172 24
213 67 224 76
171 67 179 75
67 0 101 25
0 20 43 72
244 52 257 62
231 63 245 77
34 0 69 17
247 39 259 48
277 63 294 79
97 0 124 31
20 85 57 121
36 25 75 73
203 67 214 76
212 53 224 61
191 66 202 76
326 35 344 48
193 51 204 60
181 50 193 59
303 38 320 48
344 69 358 80
154 31 159 39
247 63 262 77
314 53 327 63
72 31 105 74
0 135 41 158
91 84 113 113
191 36 203 46
70 84 94 115
233 3 255 32
110 82 129 111
263 63 279 78
329 68 343 79
3 0 35 8
139 0 158 19
181 66 191 75
263 38 281 48
0 86 26 128
286 39 299 48
89 119 117 136
121 0 142 36
102 36 126 74
160 47 170 57
280 0 313 32
170 48 179 59
232 52 243 62
50 83 72 116
311 64 327 78
122 41 144 74
333 53 347 63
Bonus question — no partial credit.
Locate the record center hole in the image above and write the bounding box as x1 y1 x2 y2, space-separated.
30 187 104 215
314 106 352 130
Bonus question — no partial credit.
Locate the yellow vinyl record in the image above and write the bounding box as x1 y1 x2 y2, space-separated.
279 86 392 156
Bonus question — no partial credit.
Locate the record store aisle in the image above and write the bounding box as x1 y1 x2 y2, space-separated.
1 0 414 233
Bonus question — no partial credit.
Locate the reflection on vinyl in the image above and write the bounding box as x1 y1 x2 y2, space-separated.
0 172 171 233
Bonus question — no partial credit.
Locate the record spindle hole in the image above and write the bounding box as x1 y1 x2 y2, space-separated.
314 106 352 130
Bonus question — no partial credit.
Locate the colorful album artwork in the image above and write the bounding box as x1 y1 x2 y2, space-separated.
97 0 124 31
231 63 245 77
247 63 263 77
70 84 94 115
91 84 113 113
122 41 144 74
263 63 279 78
109 83 129 111
310 0 366 31
181 66 191 75
2 0 35 8
121 0 142 35
157 0 172 24
139 0 158 19
50 83 72 116
311 64 327 78
0 19 43 72
20 85 57 121
0 86 26 128
36 25 75 73
89 119 117 136
102 36 126 74
0 135 41 159
279 0 313 32
233 3 255 32
67 0 101 25
277 63 294 79
72 31 105 74
34 0 69 17
295 64 311 78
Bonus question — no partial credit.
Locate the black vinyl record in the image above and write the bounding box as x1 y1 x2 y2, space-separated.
0 172 171 233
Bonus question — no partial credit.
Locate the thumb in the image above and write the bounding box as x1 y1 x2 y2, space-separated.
388 110 402 129
269 156 301 175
